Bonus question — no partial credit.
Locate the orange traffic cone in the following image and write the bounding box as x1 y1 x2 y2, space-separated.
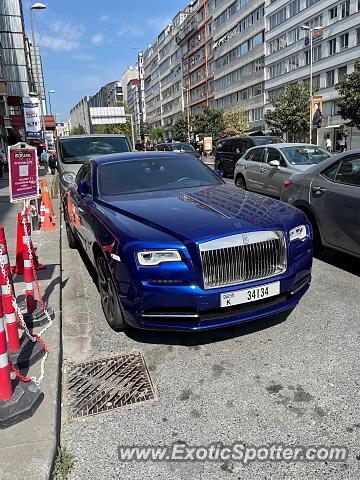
41 179 56 219
12 211 46 274
40 200 56 231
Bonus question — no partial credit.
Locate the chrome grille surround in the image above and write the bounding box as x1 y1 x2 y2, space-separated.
199 231 287 290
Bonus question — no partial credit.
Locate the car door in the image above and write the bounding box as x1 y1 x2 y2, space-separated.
220 139 233 175
310 154 360 255
244 147 265 193
261 147 292 197
77 166 97 254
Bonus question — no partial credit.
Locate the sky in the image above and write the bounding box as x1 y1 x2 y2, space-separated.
23 0 186 122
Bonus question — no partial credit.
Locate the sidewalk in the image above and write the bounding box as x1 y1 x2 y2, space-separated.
0 173 61 480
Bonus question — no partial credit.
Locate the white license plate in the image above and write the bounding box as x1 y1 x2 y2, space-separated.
220 281 280 308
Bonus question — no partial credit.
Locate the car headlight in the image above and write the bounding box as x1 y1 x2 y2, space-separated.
289 225 308 242
137 250 181 266
62 171 76 185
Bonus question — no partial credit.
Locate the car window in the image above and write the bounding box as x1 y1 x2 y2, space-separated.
282 146 331 165
231 139 242 153
267 148 287 167
59 136 130 164
251 137 283 146
248 148 264 163
242 139 253 152
173 143 194 152
75 164 90 185
222 140 231 152
157 145 164 151
334 157 360 187
97 156 222 196
83 169 92 195
216 140 225 152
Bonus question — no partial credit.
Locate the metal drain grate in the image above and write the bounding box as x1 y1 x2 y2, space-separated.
66 352 156 418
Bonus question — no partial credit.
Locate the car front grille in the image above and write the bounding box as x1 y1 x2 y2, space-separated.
199 231 287 290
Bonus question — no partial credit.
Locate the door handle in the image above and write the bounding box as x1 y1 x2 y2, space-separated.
312 186 327 195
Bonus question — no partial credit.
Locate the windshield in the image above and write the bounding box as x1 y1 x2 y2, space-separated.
282 146 331 165
252 137 284 145
172 143 194 152
98 156 222 196
59 137 130 164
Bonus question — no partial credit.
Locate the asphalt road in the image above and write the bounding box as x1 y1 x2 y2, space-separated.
61 201 360 479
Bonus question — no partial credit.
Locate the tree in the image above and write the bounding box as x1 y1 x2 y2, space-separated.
147 126 166 143
265 83 309 141
169 113 191 142
70 125 86 135
336 60 360 129
223 106 249 136
193 106 225 140
95 122 132 140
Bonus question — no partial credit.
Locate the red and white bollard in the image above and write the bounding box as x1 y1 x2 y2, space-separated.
0 227 13 284
0 252 20 353
0 297 12 401
22 214 36 314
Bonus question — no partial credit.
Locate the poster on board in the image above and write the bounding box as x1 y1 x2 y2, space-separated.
8 143 39 203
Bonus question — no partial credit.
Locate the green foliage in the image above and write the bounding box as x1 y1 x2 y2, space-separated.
336 60 360 129
147 126 166 143
70 125 86 135
265 83 309 139
169 113 191 142
223 106 249 135
52 446 75 480
193 106 225 140
95 122 132 140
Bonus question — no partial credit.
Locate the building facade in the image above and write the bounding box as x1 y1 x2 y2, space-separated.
89 81 123 108
211 0 266 131
265 0 360 149
30 45 47 114
69 96 91 133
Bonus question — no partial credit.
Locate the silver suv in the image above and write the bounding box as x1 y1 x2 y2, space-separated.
234 143 331 197
57 134 132 196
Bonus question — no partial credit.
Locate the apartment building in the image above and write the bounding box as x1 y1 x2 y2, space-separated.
69 96 92 133
265 0 360 148
211 0 266 131
89 81 123 108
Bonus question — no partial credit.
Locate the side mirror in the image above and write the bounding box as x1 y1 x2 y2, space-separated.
213 169 222 178
269 159 280 168
77 180 88 198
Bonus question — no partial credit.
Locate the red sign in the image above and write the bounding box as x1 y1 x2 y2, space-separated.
8 143 39 203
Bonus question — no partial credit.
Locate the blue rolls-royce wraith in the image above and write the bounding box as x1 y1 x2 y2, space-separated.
65 152 312 332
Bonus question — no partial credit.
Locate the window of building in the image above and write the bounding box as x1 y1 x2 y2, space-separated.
340 0 350 18
313 75 320 89
288 55 299 71
252 83 263 96
339 33 349 50
338 66 347 82
306 15 323 29
306 0 320 6
305 45 321 65
252 32 264 48
289 0 300 17
249 107 264 122
269 7 287 29
357 28 360 45
329 6 338 19
328 38 337 55
326 70 335 87
288 28 299 45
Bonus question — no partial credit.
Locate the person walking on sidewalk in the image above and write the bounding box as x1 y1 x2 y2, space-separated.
49 152 57 175
326 137 332 152
41 149 49 173
0 149 5 178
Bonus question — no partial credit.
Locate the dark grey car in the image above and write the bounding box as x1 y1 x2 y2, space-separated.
281 150 360 258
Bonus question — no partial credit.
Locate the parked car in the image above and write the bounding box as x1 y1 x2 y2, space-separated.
157 142 201 159
281 150 360 257
57 134 132 195
214 136 284 177
234 143 332 198
65 152 312 332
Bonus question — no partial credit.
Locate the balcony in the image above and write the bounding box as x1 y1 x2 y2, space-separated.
176 15 199 45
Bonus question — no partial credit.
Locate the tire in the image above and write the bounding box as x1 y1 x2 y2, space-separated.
96 254 125 331
235 175 247 190
66 222 78 249
218 164 227 178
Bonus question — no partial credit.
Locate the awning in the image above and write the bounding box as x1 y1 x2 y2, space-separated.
324 125 342 129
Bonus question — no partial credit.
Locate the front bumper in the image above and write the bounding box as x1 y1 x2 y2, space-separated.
116 255 312 331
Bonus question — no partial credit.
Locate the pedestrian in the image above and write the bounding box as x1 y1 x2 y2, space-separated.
326 137 332 152
49 153 57 175
41 149 49 172
339 136 346 152
0 150 4 179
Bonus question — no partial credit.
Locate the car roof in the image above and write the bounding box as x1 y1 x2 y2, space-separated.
246 143 326 150
91 151 193 165
220 136 280 141
59 134 128 140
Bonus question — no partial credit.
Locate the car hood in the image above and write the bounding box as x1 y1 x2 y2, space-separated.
98 185 303 244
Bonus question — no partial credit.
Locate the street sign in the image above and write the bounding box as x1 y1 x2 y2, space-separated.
203 137 213 152
8 143 39 203
22 96 42 140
